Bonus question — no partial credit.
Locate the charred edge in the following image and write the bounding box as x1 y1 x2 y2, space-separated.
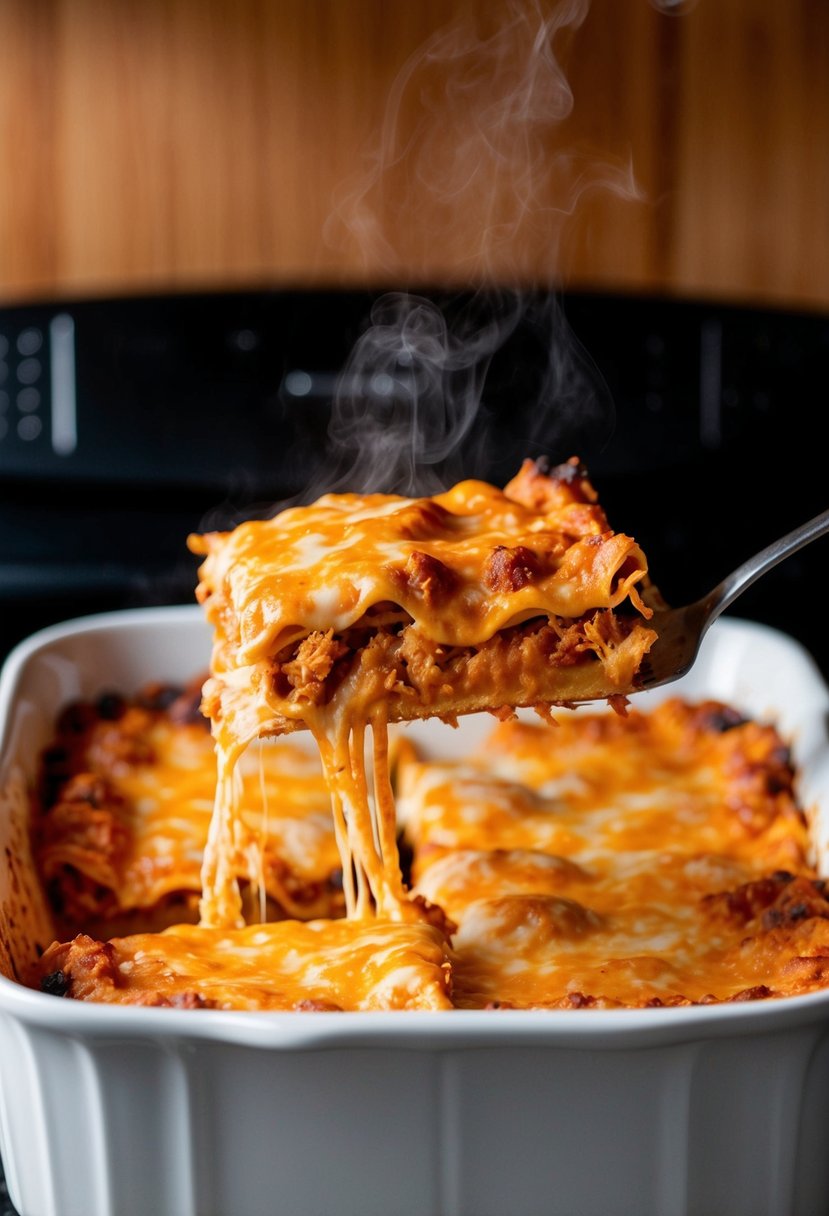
40 969 71 997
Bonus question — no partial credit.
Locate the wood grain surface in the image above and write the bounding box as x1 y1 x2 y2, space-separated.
0 0 826 308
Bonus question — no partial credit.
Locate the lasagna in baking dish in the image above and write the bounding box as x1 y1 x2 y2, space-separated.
28 458 829 1009
32 691 829 1008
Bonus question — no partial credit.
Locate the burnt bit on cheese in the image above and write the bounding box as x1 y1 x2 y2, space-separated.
694 703 748 734
561 991 599 1009
56 701 98 736
729 985 773 1002
133 678 211 727
40 969 71 997
95 692 127 722
504 455 599 512
705 873 829 930
136 682 185 712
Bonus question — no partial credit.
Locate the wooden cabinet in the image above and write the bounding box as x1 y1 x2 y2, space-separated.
1 0 826 308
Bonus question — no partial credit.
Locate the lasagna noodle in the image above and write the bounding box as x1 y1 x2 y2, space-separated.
189 459 659 927
401 699 819 1007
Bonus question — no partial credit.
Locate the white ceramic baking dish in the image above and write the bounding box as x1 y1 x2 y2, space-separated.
2 605 829 1216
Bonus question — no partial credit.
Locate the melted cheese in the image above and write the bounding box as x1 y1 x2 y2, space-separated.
36 713 341 925
403 700 816 1007
33 696 828 1010
39 919 453 1011
190 479 650 661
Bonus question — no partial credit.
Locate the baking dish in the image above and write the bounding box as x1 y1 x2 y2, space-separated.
2 605 829 1216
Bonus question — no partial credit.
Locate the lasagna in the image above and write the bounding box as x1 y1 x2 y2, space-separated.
399 699 826 1007
34 680 344 938
187 457 660 926
31 694 829 1010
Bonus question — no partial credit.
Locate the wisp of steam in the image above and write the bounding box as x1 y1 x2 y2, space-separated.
308 0 642 502
301 285 623 501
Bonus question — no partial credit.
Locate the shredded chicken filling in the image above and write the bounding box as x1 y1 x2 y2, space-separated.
271 607 646 712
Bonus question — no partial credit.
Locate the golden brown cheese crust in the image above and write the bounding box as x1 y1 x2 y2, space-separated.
33 683 343 936
401 699 820 1008
37 919 454 1011
189 458 659 744
191 457 649 654
31 693 828 1012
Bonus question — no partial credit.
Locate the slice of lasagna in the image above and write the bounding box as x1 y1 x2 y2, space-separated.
189 457 659 928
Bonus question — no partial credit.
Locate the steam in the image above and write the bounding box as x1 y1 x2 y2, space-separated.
192 0 658 527
317 292 504 497
297 286 619 501
324 0 638 281
295 0 644 501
